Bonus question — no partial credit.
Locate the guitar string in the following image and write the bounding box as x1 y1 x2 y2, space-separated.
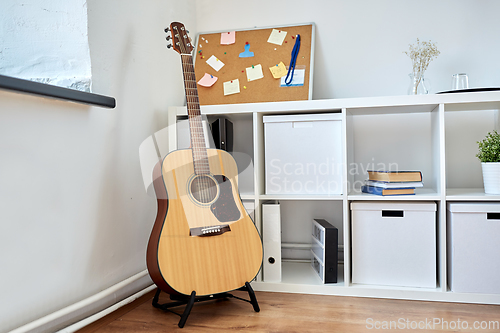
178 29 227 228
178 36 204 204
181 49 207 205
178 33 213 209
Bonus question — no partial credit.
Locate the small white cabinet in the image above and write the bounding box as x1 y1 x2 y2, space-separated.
170 91 500 305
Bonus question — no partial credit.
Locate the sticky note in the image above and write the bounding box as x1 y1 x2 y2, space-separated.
197 73 218 87
206 55 224 72
269 62 287 79
267 29 287 45
246 64 264 81
280 69 305 87
220 31 236 45
223 79 240 95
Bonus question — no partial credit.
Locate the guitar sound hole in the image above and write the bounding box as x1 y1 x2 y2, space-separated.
190 175 218 204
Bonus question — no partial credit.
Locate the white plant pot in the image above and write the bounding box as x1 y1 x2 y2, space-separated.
481 162 500 194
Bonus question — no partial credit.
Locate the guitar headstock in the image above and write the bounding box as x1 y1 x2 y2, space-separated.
165 22 193 54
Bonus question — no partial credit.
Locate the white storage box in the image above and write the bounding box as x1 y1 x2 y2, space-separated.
264 113 342 195
447 202 500 294
351 201 437 288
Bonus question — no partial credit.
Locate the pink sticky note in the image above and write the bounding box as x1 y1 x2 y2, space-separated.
197 73 218 87
220 31 236 45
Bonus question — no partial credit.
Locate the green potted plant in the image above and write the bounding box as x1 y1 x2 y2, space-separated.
476 130 500 194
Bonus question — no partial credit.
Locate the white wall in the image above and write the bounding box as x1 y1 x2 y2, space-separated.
0 0 196 332
195 0 500 99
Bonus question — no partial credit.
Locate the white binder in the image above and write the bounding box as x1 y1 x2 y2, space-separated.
262 203 281 282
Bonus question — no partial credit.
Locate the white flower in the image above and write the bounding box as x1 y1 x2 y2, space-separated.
404 38 440 86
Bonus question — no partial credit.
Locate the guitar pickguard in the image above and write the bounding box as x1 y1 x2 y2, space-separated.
210 175 241 222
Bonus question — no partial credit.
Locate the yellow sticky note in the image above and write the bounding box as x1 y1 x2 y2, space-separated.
269 62 287 79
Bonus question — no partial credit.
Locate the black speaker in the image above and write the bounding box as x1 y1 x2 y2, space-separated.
210 118 233 152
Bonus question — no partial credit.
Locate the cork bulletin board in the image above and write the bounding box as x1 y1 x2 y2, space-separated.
193 23 315 105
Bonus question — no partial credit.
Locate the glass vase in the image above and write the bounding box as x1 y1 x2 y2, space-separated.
408 73 429 95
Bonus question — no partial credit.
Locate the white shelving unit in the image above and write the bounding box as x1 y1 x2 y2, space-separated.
168 91 500 305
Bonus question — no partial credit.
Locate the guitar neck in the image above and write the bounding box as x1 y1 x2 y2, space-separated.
180 54 210 175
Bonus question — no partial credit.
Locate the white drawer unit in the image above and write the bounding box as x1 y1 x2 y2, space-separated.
447 202 500 294
311 219 338 283
351 201 437 288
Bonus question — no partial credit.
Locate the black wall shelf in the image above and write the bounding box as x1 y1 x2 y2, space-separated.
0 74 116 109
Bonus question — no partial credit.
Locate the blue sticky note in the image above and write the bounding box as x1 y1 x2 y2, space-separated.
239 44 254 58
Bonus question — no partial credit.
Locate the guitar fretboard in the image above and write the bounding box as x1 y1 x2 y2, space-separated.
181 54 210 175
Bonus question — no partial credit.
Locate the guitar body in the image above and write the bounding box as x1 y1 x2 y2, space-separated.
146 148 263 296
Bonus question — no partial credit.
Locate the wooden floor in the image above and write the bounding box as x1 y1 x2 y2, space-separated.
78 289 500 332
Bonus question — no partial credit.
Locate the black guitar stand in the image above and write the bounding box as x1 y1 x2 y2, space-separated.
152 282 260 328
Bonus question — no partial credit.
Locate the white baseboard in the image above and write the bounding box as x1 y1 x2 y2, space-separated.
58 285 157 333
10 270 154 333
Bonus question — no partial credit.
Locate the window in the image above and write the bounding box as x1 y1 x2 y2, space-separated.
0 0 92 92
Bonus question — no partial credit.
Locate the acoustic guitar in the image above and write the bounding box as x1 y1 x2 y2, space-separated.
146 22 263 297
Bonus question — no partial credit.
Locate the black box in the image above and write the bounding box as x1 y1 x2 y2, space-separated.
210 118 233 152
311 219 338 283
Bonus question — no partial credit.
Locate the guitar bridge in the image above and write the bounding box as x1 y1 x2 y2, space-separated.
190 225 231 237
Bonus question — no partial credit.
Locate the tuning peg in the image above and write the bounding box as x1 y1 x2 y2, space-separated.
186 30 190 34
164 27 170 33
166 36 171 41
167 44 172 49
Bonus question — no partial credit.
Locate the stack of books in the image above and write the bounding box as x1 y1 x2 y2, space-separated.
361 171 423 196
